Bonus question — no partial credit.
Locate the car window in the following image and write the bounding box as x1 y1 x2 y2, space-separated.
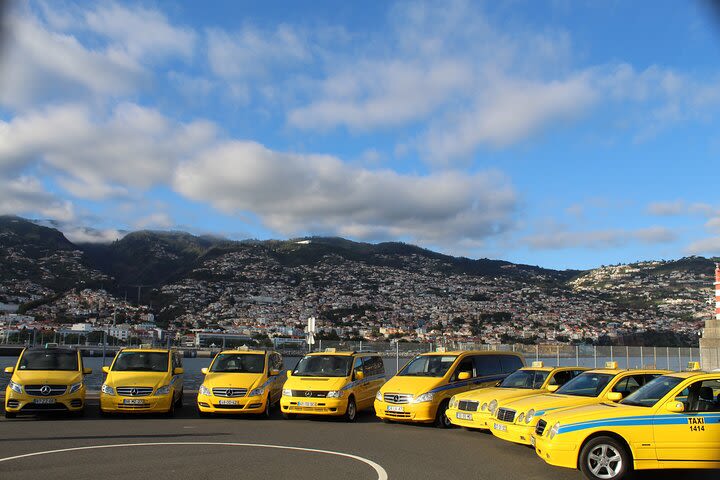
363 356 384 377
677 379 720 413
474 355 502 376
452 357 475 381
500 355 523 374
549 370 574 386
353 356 364 374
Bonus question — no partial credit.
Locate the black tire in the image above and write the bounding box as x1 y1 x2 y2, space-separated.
262 398 272 418
165 398 175 418
434 400 452 428
282 412 297 420
344 396 358 422
578 436 631 480
176 389 184 408
198 410 211 418
99 408 108 418
381 418 392 424
73 409 85 418
4 411 16 419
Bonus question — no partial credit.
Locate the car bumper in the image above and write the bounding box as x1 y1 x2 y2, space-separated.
280 396 348 416
533 434 578 469
489 420 536 445
100 393 173 413
197 394 267 414
374 399 436 423
5 390 85 413
447 407 491 429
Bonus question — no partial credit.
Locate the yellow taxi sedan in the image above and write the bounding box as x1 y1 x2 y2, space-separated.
533 367 720 480
448 362 588 430
488 363 669 445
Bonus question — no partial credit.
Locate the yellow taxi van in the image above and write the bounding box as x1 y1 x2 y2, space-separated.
197 348 284 416
280 349 385 422
534 364 720 480
100 347 184 416
374 350 524 428
4 345 91 418
489 362 669 445
448 362 588 430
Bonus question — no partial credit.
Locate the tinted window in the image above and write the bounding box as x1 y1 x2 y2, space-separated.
556 373 614 397
549 370 574 386
270 353 283 372
363 356 384 376
209 354 265 373
19 350 79 371
294 355 353 377
500 355 523 374
112 352 169 372
499 369 549 389
452 357 475 381
398 355 457 377
622 375 684 408
678 379 720 413
474 355 502 376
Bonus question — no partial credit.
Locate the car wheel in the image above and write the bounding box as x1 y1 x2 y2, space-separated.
282 412 297 420
579 436 631 480
434 400 452 428
344 396 357 422
176 389 184 408
166 399 176 418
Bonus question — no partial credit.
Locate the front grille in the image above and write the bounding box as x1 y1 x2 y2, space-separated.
535 419 548 436
291 390 328 398
116 387 153 397
213 403 246 409
25 385 67 396
117 403 151 409
21 403 68 412
212 388 247 398
496 408 516 423
287 405 334 413
384 393 413 404
458 400 479 412
385 411 412 418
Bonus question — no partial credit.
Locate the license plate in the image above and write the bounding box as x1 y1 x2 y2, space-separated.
297 401 316 407
493 423 507 432
456 412 472 420
386 405 404 412
530 435 536 447
218 400 239 405
34 398 56 404
122 399 146 405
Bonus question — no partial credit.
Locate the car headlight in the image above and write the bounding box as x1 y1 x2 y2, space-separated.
199 384 211 396
249 388 264 397
327 390 344 398
155 385 171 396
449 396 458 409
69 382 83 394
525 409 535 424
8 381 22 394
282 388 292 397
412 392 434 403
516 412 525 423
548 421 561 439
101 384 115 396
375 390 383 401
488 399 498 414
481 402 488 411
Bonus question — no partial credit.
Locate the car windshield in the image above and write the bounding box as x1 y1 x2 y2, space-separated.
112 352 169 372
555 372 614 397
397 355 458 377
499 369 549 389
210 353 265 373
621 375 684 407
293 355 353 377
18 350 78 371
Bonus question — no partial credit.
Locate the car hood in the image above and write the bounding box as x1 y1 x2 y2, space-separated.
203 372 263 390
12 370 82 385
283 376 350 391
380 376 444 397
105 371 170 388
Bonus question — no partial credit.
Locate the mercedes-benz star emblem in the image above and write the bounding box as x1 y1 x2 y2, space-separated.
130 388 138 396
392 395 399 403
40 385 51 396
305 391 312 397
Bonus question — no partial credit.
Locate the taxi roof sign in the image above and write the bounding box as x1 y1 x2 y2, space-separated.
687 361 701 371
604 361 619 369
44 343 59 348
531 361 544 368
237 345 250 351
436 347 447 353
139 343 153 349
324 348 337 353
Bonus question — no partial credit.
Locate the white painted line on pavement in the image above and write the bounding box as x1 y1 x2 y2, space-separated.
0 442 389 480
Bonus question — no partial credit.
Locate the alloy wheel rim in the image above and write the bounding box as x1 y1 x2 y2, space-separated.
587 444 622 479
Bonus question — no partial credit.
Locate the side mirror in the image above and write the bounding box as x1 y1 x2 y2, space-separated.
83 368 92 375
102 366 110 374
458 371 471 381
270 369 280 376
607 392 623 402
547 385 559 392
173 367 184 375
201 367 208 375
355 371 365 381
287 369 293 377
664 401 685 413
4 366 14 374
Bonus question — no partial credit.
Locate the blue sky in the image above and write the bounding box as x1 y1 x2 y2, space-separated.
1 0 719 270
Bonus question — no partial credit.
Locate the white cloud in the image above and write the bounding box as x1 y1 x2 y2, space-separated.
60 226 124 244
134 213 174 230
0 176 75 222
524 226 677 250
173 141 517 246
687 237 720 255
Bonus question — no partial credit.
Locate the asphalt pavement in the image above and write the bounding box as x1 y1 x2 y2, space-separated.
0 397 716 480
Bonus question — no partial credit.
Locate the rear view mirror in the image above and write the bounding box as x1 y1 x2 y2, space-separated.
4 366 14 374
102 366 110 374
607 392 623 402
173 367 184 375
83 368 92 375
547 385 559 392
270 369 280 376
201 367 208 375
664 401 685 413
355 371 365 381
458 371 471 381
